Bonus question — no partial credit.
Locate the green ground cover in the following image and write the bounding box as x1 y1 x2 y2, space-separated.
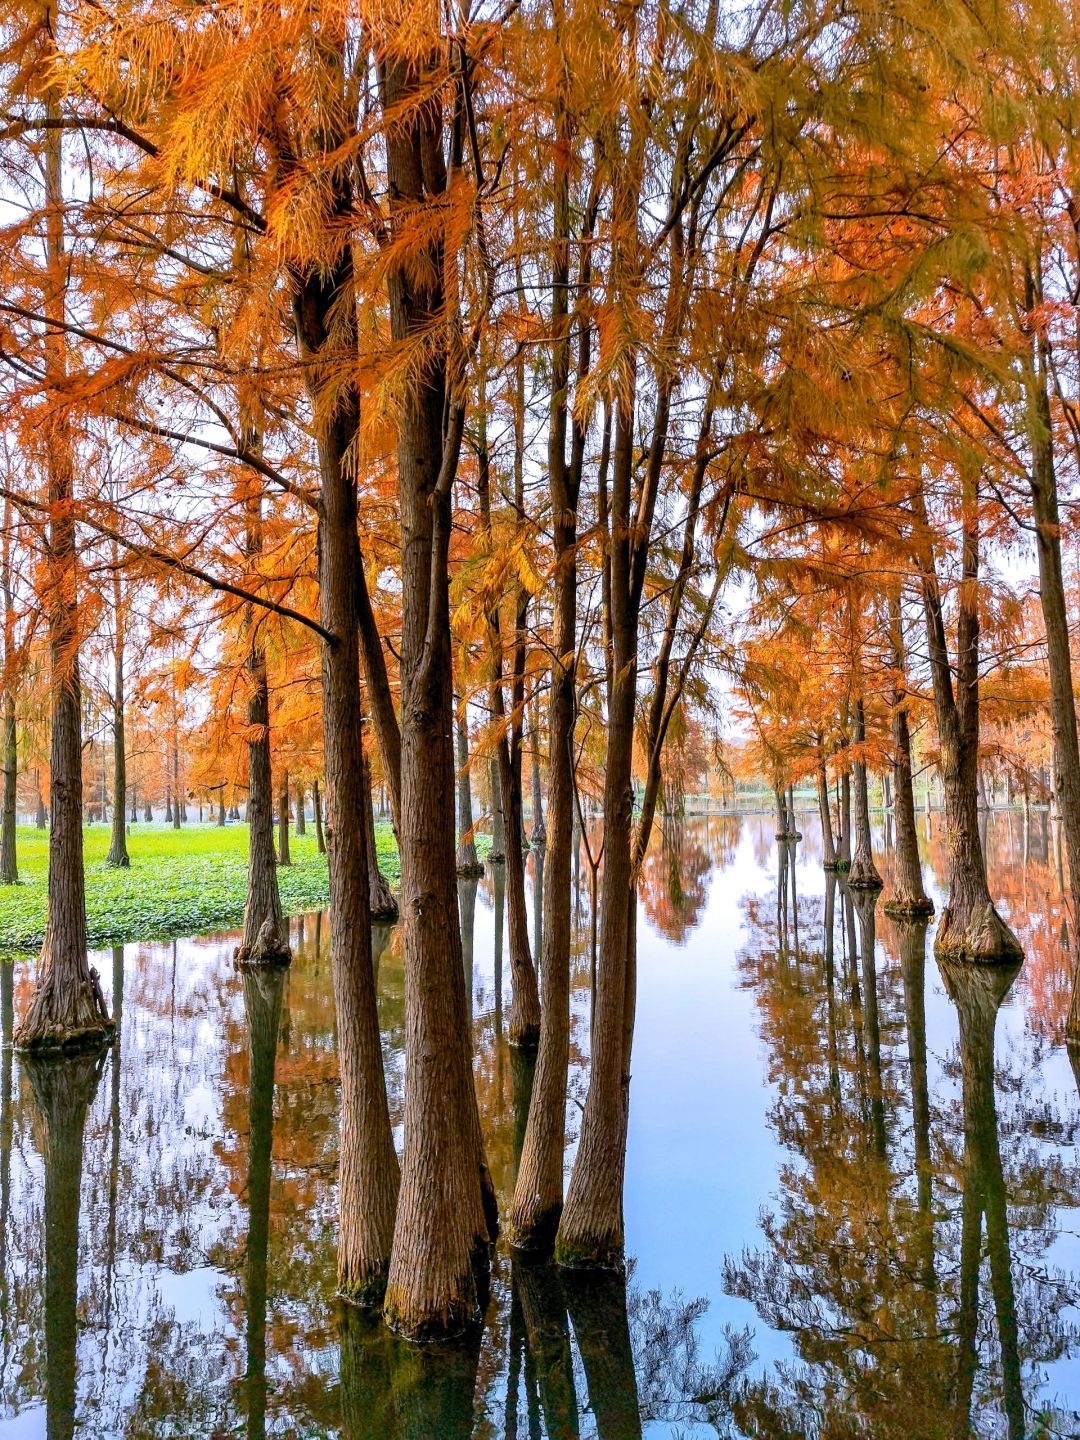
0 818 452 952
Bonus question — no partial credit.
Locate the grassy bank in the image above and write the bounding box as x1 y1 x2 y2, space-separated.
0 819 417 952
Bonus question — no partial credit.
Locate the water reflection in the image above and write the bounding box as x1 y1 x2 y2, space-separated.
1 811 1079 1436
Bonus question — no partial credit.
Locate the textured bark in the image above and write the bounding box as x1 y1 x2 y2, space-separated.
276 768 291 867
884 598 932 917
363 745 397 920
529 696 546 848
217 792 226 826
236 517 289 968
455 703 482 876
106 566 129 868
378 49 493 1340
313 779 325 854
14 101 112 1052
291 68 400 1302
22 1049 105 1440
241 964 285 1440
917 479 1020 963
556 389 639 1271
939 958 1024 1440
37 776 47 829
1 499 17 884
489 755 506 862
817 756 836 870
847 698 882 890
294 781 306 836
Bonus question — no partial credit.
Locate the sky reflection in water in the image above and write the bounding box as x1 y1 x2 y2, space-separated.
1 808 1079 1438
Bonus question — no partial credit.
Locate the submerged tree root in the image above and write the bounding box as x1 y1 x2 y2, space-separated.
884 894 935 918
14 962 114 1054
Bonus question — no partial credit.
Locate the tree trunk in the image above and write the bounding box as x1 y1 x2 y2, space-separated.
290 106 400 1302
529 694 546 848
106 565 129 868
848 698 882 890
489 755 506 861
838 770 851 867
884 598 932 917
556 389 639 1271
917 478 1019 962
165 789 173 825
37 773 47 829
143 800 152 823
276 769 291 867
236 497 289 967
15 101 111 1051
1 498 17 884
455 702 482 876
171 741 181 829
294 781 306 837
217 792 226 826
510 117 580 1248
817 755 837 870
379 50 494 1338
363 745 397 921
312 778 325 855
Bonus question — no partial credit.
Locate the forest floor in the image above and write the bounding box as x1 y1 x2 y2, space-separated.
0 820 415 952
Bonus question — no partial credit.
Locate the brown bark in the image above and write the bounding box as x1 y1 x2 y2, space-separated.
236 495 289 968
15 102 111 1052
1 498 16 884
916 478 1020 962
276 767 291 867
378 47 494 1340
106 560 129 867
847 698 882 890
363 744 397 921
294 781 306 836
312 778 325 854
37 774 47 829
290 51 400 1301
884 597 932 917
455 701 482 876
817 753 837 870
529 695 546 847
510 111 582 1253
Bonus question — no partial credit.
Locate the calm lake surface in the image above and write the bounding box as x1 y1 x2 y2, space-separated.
2 810 1079 1438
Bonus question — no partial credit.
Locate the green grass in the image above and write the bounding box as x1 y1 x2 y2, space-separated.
0 819 412 953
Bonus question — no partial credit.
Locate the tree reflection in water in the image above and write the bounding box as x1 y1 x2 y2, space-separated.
728 850 1080 1439
1 814 1079 1436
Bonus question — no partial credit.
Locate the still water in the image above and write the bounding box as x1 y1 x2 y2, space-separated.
1 810 1079 1438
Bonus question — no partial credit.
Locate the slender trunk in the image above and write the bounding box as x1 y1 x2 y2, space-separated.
237 489 288 967
276 768 291 866
313 779 325 855
217 792 226 826
489 755 506 861
838 770 851 866
15 103 111 1051
143 801 152 822
363 744 397 920
294 781 306 836
37 773 47 829
476 403 539 1050
171 739 181 829
455 700 482 876
379 51 494 1339
165 789 172 825
106 562 129 867
510 109 581 1251
848 698 882 890
529 694 546 847
884 597 932 917
1 499 17 883
291 95 400 1299
817 755 836 870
